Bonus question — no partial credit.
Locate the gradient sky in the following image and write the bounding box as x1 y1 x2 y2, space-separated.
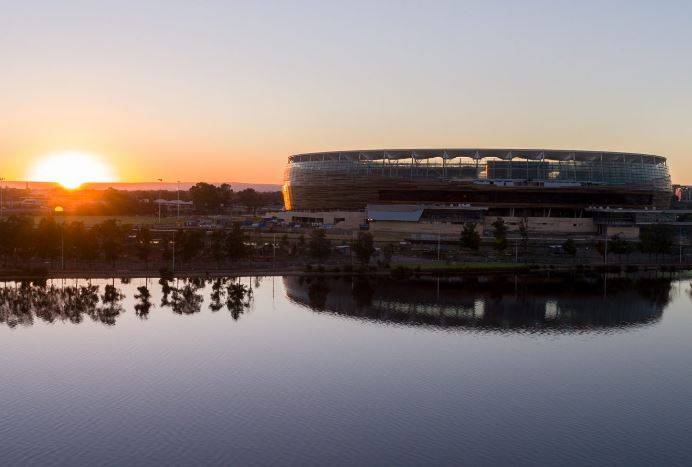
1 0 691 184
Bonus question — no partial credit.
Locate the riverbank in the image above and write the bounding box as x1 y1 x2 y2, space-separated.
2 260 692 280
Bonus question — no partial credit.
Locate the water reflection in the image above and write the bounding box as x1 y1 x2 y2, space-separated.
284 275 674 333
0 274 679 332
0 277 255 328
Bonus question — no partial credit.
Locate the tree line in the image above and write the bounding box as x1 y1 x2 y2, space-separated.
458 219 680 261
2 184 283 216
0 216 256 269
0 216 379 270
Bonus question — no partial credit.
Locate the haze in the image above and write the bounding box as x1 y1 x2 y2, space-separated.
1 0 691 184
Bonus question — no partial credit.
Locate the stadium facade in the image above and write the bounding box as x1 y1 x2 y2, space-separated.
283 148 672 211
278 148 680 239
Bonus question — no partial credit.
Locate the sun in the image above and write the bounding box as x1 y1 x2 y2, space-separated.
28 151 116 189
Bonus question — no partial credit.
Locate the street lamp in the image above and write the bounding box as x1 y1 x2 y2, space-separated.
157 178 163 223
0 177 5 218
176 180 181 220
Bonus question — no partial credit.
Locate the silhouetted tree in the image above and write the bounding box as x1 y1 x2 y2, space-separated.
209 229 226 265
562 238 577 260
225 223 248 261
95 220 123 267
35 217 61 261
136 227 153 268
279 234 290 255
640 224 673 260
175 229 204 264
460 222 481 251
308 229 331 263
237 188 262 213
382 243 394 267
189 182 232 214
0 216 33 264
492 218 508 252
352 231 375 266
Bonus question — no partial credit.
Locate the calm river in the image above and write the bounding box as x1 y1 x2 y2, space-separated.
1 274 691 466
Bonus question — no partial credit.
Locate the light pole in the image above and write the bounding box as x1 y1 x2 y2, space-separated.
172 230 176 272
157 178 163 223
176 180 181 220
60 224 64 270
0 177 5 218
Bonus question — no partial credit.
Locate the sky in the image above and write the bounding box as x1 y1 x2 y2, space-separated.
1 0 691 184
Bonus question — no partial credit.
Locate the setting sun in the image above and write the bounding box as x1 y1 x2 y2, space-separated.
28 151 116 189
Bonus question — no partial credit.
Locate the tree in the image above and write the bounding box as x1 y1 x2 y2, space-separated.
352 231 375 266
35 217 61 260
382 243 394 266
308 229 331 263
640 224 673 260
136 227 153 268
189 182 231 214
0 215 33 264
608 234 632 262
209 229 227 265
460 222 481 251
175 229 204 264
63 221 84 264
562 238 577 259
237 188 262 213
95 219 123 267
279 234 290 255
225 223 248 261
492 218 508 252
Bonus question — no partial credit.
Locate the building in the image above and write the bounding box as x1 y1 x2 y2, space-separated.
154 199 194 215
281 148 679 239
284 149 672 211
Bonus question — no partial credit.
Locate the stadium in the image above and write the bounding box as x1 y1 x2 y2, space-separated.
283 148 671 211
279 148 679 238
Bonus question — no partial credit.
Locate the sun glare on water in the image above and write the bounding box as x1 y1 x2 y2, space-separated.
28 151 116 189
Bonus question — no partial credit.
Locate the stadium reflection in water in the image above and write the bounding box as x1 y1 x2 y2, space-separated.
0 274 672 331
0 276 671 332
284 274 672 333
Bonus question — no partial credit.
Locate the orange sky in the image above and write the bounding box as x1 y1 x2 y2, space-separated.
1 1 691 185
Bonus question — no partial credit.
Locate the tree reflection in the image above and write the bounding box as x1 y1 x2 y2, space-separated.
209 278 227 311
134 286 153 318
226 280 252 320
0 282 100 327
97 284 125 325
170 281 204 315
0 276 256 328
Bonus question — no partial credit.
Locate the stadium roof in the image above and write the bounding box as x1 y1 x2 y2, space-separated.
290 148 666 164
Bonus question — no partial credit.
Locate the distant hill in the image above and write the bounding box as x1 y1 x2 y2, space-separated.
2 181 282 192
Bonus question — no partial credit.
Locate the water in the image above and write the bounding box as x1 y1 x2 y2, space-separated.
1 274 692 466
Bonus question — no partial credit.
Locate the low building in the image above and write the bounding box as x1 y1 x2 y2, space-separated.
154 199 194 215
268 210 365 229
